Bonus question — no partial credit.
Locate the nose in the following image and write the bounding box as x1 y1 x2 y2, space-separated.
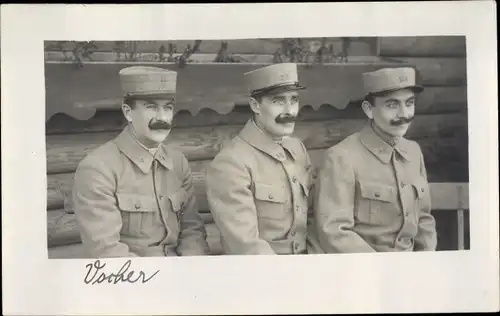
397 104 411 118
283 99 298 116
156 107 171 121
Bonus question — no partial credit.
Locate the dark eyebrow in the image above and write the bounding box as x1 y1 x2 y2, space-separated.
384 98 400 104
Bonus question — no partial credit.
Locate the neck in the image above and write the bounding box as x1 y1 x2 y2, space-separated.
252 118 283 142
370 120 401 147
128 124 161 150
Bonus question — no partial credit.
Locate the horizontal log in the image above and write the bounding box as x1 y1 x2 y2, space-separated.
47 210 222 254
45 86 467 135
381 57 466 86
46 113 468 174
379 36 466 57
48 133 469 214
45 62 410 121
47 182 468 253
44 38 379 56
45 54 466 86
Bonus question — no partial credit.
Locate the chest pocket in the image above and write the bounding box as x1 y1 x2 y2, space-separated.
357 181 398 226
117 193 157 237
253 182 286 220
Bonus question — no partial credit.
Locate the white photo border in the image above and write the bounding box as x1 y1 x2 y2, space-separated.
2 2 499 315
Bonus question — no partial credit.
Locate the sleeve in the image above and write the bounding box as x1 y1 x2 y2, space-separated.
414 146 438 251
205 152 276 255
176 155 211 256
313 149 376 253
72 159 139 258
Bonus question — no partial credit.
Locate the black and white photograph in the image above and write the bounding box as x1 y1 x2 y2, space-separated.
2 3 498 315
45 36 471 258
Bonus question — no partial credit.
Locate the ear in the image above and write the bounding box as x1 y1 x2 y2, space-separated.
249 97 261 115
122 103 133 123
361 100 374 119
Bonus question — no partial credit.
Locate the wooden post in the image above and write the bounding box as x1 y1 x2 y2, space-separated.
456 184 466 250
456 209 465 250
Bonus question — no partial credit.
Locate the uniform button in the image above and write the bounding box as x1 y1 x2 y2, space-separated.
292 176 297 183
291 232 296 237
421 188 425 192
374 192 380 198
139 157 144 162
405 212 409 217
159 195 164 200
400 182 405 188
268 194 274 200
134 203 141 209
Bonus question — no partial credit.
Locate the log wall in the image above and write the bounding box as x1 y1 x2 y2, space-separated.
45 37 469 258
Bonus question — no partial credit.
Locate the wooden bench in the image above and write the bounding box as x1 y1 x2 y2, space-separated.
47 175 469 259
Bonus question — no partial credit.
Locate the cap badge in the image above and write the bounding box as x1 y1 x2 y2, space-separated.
279 74 290 81
398 75 408 83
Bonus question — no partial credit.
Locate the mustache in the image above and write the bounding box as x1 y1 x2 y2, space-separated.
275 115 298 124
390 116 414 126
148 120 172 130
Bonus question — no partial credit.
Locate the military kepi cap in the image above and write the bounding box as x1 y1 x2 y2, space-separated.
244 63 306 96
362 67 424 96
119 66 177 97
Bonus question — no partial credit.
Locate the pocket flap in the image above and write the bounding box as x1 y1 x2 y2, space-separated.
412 178 427 199
169 188 187 212
299 174 311 197
254 182 286 203
116 193 156 212
359 182 395 202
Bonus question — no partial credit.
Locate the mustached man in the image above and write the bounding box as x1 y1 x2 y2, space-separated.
73 66 210 258
313 67 437 253
206 63 315 255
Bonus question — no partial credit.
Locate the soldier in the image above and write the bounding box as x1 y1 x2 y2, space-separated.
73 66 210 258
206 63 315 255
313 67 437 253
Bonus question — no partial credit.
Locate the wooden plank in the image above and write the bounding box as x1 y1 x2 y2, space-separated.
381 57 467 86
48 143 468 218
457 209 465 250
45 86 467 135
45 104 365 135
45 62 408 121
47 215 223 256
44 38 379 56
48 183 468 251
46 113 467 174
428 182 470 210
379 36 466 57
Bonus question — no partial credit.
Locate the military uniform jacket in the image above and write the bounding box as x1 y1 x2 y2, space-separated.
72 126 210 258
313 123 437 253
206 119 313 255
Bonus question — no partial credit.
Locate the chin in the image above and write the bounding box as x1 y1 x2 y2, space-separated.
278 123 295 136
390 127 409 138
149 130 170 143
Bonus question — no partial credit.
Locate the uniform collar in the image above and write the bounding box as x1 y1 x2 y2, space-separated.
359 122 412 164
239 119 297 162
114 125 174 173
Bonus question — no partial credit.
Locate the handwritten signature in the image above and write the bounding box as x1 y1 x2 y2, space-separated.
84 260 160 285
